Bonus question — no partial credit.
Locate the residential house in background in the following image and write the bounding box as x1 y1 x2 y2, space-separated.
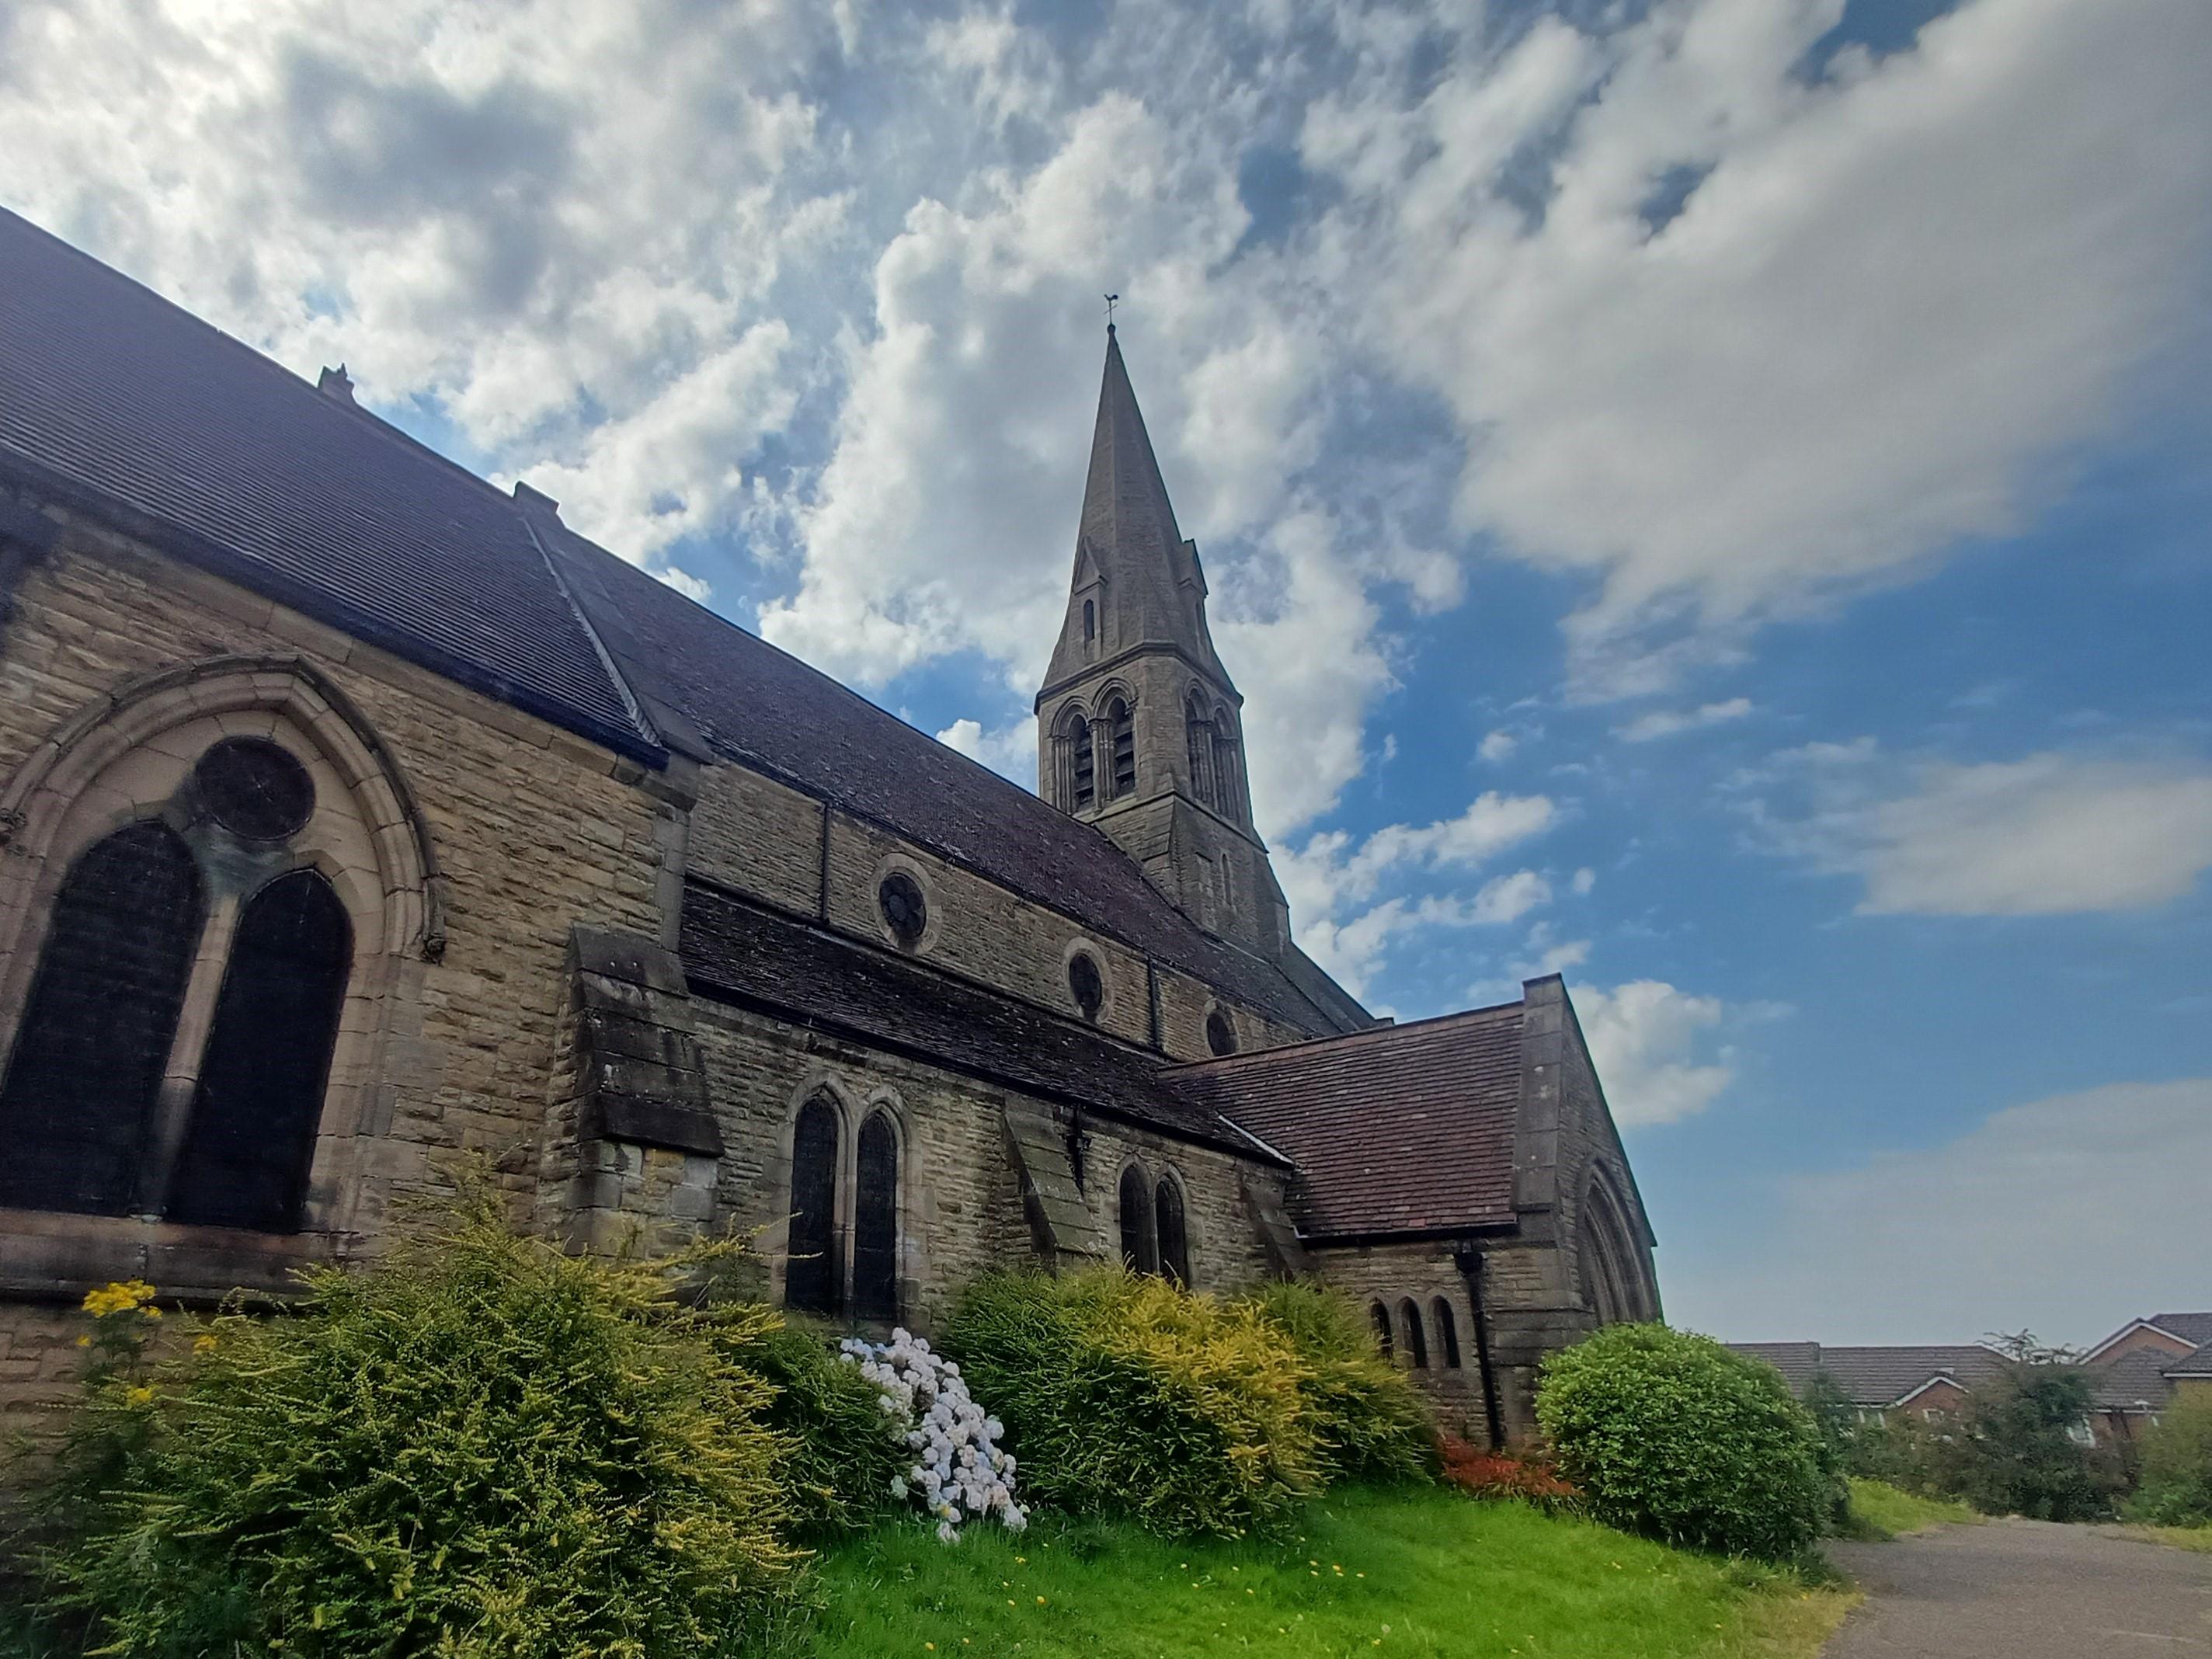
1730 1341 2012 1421
2083 1313 2212 1441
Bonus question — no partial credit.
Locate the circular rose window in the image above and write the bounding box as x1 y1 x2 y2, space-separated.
194 737 315 842
878 871 928 946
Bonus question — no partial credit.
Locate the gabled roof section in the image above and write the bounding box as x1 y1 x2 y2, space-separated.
2166 1341 2212 1380
1169 1002 1525 1239
1728 1342 1825 1393
0 207 659 763
680 882 1270 1156
2084 1312 2212 1364
2088 1348 2182 1412
1811 1345 2012 1407
1040 330 1234 698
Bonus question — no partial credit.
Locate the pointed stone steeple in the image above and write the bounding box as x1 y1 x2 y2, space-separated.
1041 327 1235 697
1035 329 1290 959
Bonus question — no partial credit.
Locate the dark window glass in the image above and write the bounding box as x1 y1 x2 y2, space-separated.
1106 699 1135 798
1399 1299 1429 1369
854 1111 899 1323
878 872 927 946
1083 599 1095 643
1154 1177 1189 1286
1118 1166 1155 1275
786 1097 841 1314
1205 1009 1237 1057
1370 1301 1394 1359
1068 953 1104 1018
194 737 314 842
168 869 350 1232
1185 700 1212 808
1066 721 1092 814
1212 725 1240 823
1431 1297 1462 1368
0 823 203 1216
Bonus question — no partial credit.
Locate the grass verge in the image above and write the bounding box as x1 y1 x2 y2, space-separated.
1844 1479 1979 1539
2122 1523 2212 1555
790 1484 1855 1658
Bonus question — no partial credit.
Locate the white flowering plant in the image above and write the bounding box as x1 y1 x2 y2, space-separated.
840 1329 1027 1542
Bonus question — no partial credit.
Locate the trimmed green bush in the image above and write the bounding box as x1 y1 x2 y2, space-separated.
1236 1279 1437 1483
2127 1392 2212 1526
945 1268 1320 1538
731 1316 907 1538
1536 1323 1828 1560
1918 1358 2126 1522
15 1201 798 1658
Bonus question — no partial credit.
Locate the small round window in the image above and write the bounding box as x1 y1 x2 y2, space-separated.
1068 952 1104 1019
194 737 315 842
1205 1009 1238 1057
878 871 928 946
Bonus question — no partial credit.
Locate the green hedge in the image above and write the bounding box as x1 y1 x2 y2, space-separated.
1536 1323 1829 1560
16 1203 799 1658
2129 1392 2212 1526
729 1317 908 1539
1236 1280 1437 1484
944 1269 1321 1538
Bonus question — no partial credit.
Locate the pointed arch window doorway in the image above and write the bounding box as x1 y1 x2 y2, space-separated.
1104 696 1136 800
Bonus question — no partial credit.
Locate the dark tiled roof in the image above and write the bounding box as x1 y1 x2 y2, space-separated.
1728 1343 1825 1393
2089 1348 2179 1413
1168 1004 1524 1238
544 520 1365 1037
680 882 1262 1156
2144 1313 2212 1348
2166 1341 2212 1379
1810 1345 2011 1407
0 208 656 761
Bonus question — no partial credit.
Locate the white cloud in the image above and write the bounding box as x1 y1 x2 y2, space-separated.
1746 746 2212 915
1574 979 1733 1128
1479 728 1518 763
1570 867 1597 896
1670 1079 2212 1346
1615 697 1753 743
934 715 1038 783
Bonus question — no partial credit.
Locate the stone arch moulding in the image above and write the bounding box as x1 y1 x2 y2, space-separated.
1575 1161 1657 1326
0 655 448 969
0 653 449 1263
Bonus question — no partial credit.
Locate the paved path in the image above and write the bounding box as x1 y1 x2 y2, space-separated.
1825 1520 2212 1656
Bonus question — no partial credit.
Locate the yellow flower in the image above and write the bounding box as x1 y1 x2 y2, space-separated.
193 1334 218 1355
75 1335 89 1348
82 1278 158 1318
123 1385 155 1407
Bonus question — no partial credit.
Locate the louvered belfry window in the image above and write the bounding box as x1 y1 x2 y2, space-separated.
786 1097 842 1315
1105 697 1136 799
853 1111 899 1323
0 823 204 1216
1071 717 1095 810
169 871 351 1232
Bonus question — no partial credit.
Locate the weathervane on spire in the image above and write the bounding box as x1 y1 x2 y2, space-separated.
1104 292 1119 332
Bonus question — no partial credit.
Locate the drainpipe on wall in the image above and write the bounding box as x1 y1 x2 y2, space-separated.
1452 1241 1506 1452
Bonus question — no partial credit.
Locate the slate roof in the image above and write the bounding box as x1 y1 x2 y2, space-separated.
2088 1348 2182 1413
2166 1341 2212 1379
0 208 1367 1044
0 208 657 762
1167 1004 1525 1239
1817 1346 2011 1407
2142 1313 2212 1348
680 882 1267 1156
1729 1343 1825 1393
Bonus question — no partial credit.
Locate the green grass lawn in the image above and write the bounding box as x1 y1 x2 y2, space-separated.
2123 1523 2212 1555
788 1485 1852 1659
1845 1479 1979 1539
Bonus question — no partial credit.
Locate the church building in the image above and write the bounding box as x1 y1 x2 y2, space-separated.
0 207 1658 1440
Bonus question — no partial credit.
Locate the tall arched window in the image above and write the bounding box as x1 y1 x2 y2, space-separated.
1431 1297 1463 1369
1210 707 1243 823
1068 711 1095 812
1369 1301 1394 1359
1082 599 1096 644
786 1097 842 1315
0 823 204 1216
1154 1176 1189 1285
1184 694 1214 809
853 1110 900 1323
1104 696 1136 801
168 870 350 1232
1118 1165 1156 1275
1399 1299 1429 1369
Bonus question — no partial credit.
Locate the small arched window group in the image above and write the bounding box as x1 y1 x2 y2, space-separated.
0 737 353 1233
1369 1296 1463 1372
1117 1162 1191 1285
785 1092 903 1323
1184 691 1243 823
1054 693 1136 813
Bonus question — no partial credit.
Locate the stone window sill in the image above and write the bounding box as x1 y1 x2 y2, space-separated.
0 1208 335 1306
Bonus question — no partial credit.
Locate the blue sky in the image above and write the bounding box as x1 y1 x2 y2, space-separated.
3 0 2207 1345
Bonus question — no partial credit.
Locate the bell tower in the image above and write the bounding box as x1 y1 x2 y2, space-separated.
1035 326 1290 955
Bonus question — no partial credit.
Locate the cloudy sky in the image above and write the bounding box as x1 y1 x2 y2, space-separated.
5 0 2207 1347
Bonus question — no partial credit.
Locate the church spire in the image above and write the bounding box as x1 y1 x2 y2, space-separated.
1038 328 1236 700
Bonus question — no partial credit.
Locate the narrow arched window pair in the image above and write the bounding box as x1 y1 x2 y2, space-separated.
0 821 350 1231
1116 1164 1189 1285
1184 694 1242 822
1058 698 1135 811
785 1096 900 1322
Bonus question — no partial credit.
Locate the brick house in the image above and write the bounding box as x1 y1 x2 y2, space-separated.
0 209 1660 1441
1731 1342 2012 1421
2082 1313 2212 1439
